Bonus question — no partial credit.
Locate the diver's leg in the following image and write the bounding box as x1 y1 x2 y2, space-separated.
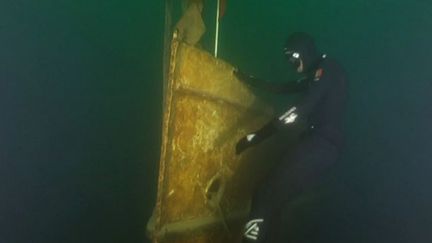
242 195 273 242
242 154 299 242
241 160 290 242
270 137 339 243
242 136 338 243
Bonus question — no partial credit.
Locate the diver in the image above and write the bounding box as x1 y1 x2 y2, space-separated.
175 0 206 46
234 32 348 242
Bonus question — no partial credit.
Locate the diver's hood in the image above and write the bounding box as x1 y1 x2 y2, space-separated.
284 32 323 73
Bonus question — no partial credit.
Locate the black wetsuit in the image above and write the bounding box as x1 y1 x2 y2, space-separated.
241 57 348 243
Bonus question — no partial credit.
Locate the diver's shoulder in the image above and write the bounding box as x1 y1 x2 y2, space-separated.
321 57 346 73
318 57 348 85
321 57 341 67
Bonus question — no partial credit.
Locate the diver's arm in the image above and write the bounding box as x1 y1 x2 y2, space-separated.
294 72 331 118
235 107 301 154
236 75 331 154
234 69 308 94
235 118 279 154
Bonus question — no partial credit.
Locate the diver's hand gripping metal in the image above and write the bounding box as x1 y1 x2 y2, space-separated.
233 69 261 86
235 106 300 155
235 133 260 154
235 119 279 155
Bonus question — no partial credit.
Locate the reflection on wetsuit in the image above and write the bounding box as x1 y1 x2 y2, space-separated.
235 32 348 243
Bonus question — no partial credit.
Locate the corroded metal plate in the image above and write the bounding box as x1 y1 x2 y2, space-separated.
148 35 282 243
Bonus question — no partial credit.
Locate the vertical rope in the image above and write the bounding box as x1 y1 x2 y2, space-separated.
214 0 220 57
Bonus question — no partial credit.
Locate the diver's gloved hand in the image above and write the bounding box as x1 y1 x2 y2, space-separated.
236 133 260 155
233 69 258 85
235 119 279 155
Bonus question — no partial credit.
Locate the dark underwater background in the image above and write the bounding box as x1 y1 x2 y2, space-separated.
1 0 431 242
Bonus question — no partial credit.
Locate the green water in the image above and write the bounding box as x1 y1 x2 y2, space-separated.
1 1 431 242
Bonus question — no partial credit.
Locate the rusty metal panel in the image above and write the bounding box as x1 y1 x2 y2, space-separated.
148 35 279 243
